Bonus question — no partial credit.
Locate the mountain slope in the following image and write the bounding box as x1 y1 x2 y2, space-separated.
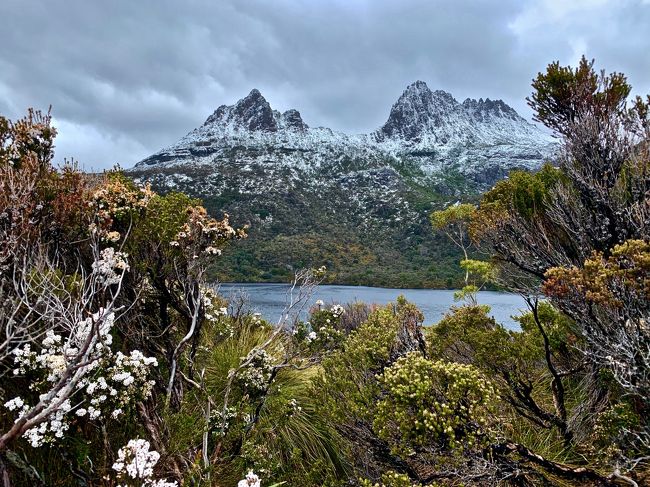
128 83 556 287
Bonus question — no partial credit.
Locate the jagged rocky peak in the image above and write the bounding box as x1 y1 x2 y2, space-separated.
279 108 308 131
133 80 556 181
379 81 464 140
462 97 521 122
203 88 278 132
202 89 308 133
397 81 459 112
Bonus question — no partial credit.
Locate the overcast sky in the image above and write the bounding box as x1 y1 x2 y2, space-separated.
1 0 649 170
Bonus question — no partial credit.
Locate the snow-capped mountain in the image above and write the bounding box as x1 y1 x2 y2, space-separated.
128 83 557 287
373 81 555 182
134 81 555 185
136 88 380 174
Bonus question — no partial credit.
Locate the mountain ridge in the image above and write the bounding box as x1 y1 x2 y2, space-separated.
135 80 555 184
128 82 557 287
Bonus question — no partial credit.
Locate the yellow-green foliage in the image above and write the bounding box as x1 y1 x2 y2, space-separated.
459 259 493 279
430 203 476 231
316 304 405 421
480 164 562 220
132 191 201 246
590 402 644 464
360 470 421 487
374 352 497 456
427 304 571 376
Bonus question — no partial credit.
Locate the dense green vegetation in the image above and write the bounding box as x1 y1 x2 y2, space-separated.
198 165 473 289
139 154 476 289
0 57 648 486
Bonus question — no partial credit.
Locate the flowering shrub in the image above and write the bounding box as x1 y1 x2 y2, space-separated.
4 304 158 446
236 348 275 395
112 438 177 487
292 304 346 353
374 352 497 456
89 173 154 235
92 247 130 285
202 286 232 338
237 470 261 487
209 405 238 438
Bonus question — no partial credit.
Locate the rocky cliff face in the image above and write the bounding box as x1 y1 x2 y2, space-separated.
128 83 556 287
134 81 555 186
372 81 555 184
201 89 309 133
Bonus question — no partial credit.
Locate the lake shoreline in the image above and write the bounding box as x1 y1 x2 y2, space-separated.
214 279 503 292
217 282 526 330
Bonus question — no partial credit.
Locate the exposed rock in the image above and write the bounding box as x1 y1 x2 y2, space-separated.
127 83 558 285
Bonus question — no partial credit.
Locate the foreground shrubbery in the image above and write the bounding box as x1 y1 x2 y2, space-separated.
1 57 649 486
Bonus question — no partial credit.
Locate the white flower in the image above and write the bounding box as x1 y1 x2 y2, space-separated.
330 304 345 317
88 406 101 420
205 246 221 255
76 408 88 417
315 299 324 307
148 481 178 487
91 247 129 284
4 397 24 411
44 354 67 381
306 331 317 343
105 231 121 242
238 470 261 487
112 439 160 480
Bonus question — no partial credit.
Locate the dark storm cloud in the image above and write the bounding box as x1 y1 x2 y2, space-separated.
0 0 648 169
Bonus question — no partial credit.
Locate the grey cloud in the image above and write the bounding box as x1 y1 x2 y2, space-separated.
0 0 648 169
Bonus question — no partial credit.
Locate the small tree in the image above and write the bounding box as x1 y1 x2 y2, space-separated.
430 204 493 304
471 57 650 480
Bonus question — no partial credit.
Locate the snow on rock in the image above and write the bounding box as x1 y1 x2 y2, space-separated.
130 81 556 189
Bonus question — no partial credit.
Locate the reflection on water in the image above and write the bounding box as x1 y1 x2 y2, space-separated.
217 283 527 330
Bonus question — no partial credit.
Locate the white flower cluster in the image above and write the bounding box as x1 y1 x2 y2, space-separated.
236 349 274 393
204 246 221 255
112 438 177 487
238 471 261 487
104 231 121 243
4 393 72 447
4 308 158 448
73 307 115 349
251 312 263 327
209 406 237 437
12 308 115 381
287 398 302 416
202 287 232 337
316 324 339 343
92 247 130 285
77 350 158 421
330 304 345 317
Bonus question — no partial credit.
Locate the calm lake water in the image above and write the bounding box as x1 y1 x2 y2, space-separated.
217 283 527 330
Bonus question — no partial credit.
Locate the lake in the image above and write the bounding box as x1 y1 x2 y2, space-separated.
217 283 527 330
